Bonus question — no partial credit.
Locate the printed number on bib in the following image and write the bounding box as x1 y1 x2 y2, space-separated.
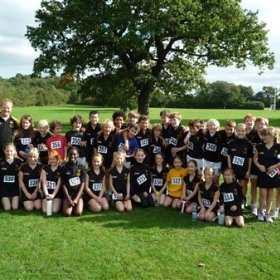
153 178 163 186
71 137 81 146
3 175 15 183
202 198 210 208
118 143 125 151
188 142 194 150
267 168 278 178
220 147 228 156
51 141 62 149
169 137 178 147
137 174 147 185
187 190 193 196
140 139 149 147
69 177 81 186
172 177 181 185
21 138 31 145
92 183 102 191
205 143 217 152
46 181 56 189
97 146 108 154
153 146 161 154
232 156 245 166
223 192 234 202
29 179 39 188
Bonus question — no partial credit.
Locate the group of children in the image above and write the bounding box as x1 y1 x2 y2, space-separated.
1 104 280 226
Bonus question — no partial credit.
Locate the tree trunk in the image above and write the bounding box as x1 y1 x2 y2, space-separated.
137 87 151 115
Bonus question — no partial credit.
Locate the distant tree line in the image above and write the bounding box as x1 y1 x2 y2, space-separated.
0 74 278 110
0 74 78 107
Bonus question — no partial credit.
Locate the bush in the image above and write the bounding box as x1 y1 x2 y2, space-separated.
239 101 265 110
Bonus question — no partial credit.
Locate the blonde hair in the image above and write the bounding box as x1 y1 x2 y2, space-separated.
204 166 215 175
207 119 220 130
4 142 17 157
101 119 114 130
113 151 126 160
28 147 39 158
38 119 49 130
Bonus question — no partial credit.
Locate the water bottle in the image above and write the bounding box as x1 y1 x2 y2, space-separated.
218 211 225 225
155 192 160 206
192 204 198 221
24 147 29 160
46 200 52 216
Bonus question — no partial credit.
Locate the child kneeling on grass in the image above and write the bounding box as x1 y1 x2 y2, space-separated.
109 151 132 212
197 167 219 222
219 168 244 227
162 156 187 210
130 149 154 208
84 153 109 213
61 147 86 217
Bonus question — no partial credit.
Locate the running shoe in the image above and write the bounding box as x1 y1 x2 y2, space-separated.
257 212 264 222
251 204 258 216
270 209 279 219
265 214 273 223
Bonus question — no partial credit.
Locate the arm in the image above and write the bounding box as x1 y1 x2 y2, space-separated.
253 150 266 172
18 170 32 200
51 177 61 199
40 169 49 197
125 173 130 200
208 190 220 213
186 183 199 201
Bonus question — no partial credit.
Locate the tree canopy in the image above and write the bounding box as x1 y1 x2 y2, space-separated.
26 0 275 115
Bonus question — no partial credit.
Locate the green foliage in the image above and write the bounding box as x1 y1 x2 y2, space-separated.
0 74 72 106
26 0 274 114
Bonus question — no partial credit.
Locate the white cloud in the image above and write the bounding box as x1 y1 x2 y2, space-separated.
0 0 278 93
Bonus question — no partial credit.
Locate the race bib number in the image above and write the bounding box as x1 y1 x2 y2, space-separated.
29 179 39 188
3 175 15 183
267 168 278 178
51 141 61 149
46 181 56 190
137 174 147 185
188 142 194 150
37 144 45 152
187 190 193 196
97 145 108 154
202 198 210 208
220 147 228 156
169 137 178 147
223 192 234 202
153 146 161 154
21 138 31 145
118 143 125 151
90 138 95 146
70 137 81 146
92 183 102 191
140 139 149 147
153 178 163 186
112 193 123 201
69 177 81 186
205 143 217 152
232 156 245 166
172 177 181 185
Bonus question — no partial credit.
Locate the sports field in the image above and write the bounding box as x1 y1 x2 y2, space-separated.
3 105 280 279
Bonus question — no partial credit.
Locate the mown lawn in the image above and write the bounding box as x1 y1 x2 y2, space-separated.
1 205 279 280
13 105 280 131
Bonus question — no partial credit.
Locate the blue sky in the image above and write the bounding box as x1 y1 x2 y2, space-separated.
0 0 279 93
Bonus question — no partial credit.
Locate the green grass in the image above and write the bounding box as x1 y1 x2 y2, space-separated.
5 105 280 279
12 105 280 131
1 205 279 279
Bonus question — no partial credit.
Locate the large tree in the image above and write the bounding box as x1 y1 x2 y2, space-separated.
26 0 274 115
